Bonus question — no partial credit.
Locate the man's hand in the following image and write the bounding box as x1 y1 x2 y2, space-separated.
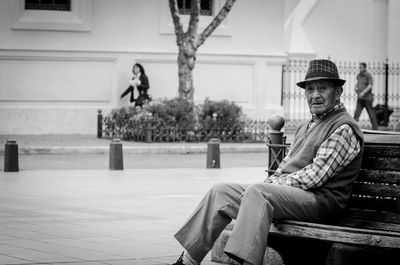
354 86 359 95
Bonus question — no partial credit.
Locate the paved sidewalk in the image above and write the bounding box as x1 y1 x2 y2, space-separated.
0 167 265 265
0 134 280 264
0 135 288 155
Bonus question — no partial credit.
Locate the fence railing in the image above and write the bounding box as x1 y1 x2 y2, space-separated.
282 59 400 130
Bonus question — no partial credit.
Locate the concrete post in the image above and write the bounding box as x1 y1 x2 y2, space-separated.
145 126 152 143
206 138 220 168
267 115 285 174
4 140 19 172
109 138 123 170
97 109 103 138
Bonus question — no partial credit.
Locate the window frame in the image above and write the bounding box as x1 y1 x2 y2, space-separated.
24 0 72 11
12 0 92 32
178 0 213 16
159 0 232 37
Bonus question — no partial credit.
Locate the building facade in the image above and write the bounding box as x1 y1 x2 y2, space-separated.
0 0 398 134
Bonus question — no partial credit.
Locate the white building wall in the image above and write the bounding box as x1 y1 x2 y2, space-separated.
1 0 397 135
0 0 286 135
291 0 391 62
306 0 388 61
388 0 400 62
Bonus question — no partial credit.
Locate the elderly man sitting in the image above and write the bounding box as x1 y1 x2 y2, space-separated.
171 59 364 265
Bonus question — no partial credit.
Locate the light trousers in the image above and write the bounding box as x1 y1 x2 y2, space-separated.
174 182 323 265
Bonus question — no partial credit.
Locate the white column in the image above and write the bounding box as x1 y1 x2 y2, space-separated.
285 0 319 56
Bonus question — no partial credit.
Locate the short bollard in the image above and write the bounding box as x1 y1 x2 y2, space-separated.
206 138 220 169
109 138 123 170
97 109 103 138
4 139 19 172
145 128 152 143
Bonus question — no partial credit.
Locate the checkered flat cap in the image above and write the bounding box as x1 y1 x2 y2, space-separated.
297 59 346 88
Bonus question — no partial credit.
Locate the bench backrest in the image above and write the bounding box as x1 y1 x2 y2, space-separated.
267 133 400 231
345 142 400 230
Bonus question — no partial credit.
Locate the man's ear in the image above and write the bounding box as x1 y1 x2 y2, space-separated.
336 86 343 99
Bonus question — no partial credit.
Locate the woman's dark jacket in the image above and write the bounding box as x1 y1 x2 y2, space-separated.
120 74 150 107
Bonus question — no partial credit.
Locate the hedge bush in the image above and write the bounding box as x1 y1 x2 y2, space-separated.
103 97 249 142
199 98 244 128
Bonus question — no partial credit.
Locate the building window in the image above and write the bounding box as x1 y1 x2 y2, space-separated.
25 0 71 11
13 0 91 31
178 0 213 16
159 0 231 36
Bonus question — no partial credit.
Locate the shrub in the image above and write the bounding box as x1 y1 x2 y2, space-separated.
145 98 196 131
198 98 246 139
200 98 243 123
103 106 138 138
128 98 197 141
103 97 249 142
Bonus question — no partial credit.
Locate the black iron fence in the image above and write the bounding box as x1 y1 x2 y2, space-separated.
100 116 271 143
282 59 400 130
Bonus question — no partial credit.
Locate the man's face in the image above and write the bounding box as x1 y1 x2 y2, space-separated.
359 64 366 72
305 80 341 115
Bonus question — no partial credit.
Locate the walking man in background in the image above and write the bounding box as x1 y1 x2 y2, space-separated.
354 62 378 130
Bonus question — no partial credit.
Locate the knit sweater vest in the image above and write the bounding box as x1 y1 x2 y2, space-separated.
281 107 364 221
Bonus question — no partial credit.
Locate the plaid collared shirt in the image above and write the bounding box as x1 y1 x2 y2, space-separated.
308 103 342 130
265 123 361 190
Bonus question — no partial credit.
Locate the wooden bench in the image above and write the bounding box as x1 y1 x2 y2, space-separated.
211 133 400 265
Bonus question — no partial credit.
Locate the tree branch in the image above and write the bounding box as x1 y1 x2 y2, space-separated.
187 0 200 37
196 0 237 48
168 0 184 45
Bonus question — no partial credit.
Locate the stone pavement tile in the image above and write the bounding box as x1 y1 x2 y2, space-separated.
45 260 107 265
103 259 167 265
34 236 180 260
0 168 265 263
1 238 128 261
149 254 222 265
42 220 97 232
0 243 81 263
0 223 96 242
6 223 98 240
0 254 32 265
0 234 15 241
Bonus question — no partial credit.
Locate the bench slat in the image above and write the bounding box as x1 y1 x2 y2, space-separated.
362 157 400 171
352 182 400 197
348 197 400 212
357 169 400 184
270 220 400 249
363 145 400 158
364 134 400 146
340 218 400 232
345 209 400 225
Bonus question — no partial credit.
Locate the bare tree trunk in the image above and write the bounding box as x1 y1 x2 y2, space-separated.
169 0 237 102
178 49 195 101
